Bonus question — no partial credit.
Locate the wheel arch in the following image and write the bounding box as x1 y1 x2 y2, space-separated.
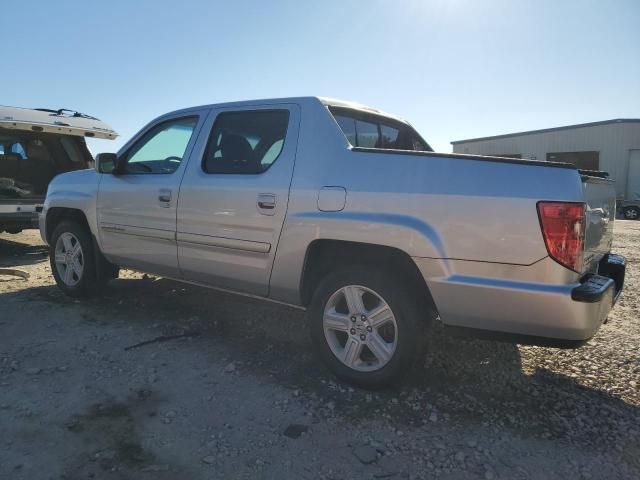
45 207 91 244
299 239 439 317
46 206 118 283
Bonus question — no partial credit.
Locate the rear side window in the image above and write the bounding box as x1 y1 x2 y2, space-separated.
380 124 400 148
202 110 289 174
329 107 431 152
334 115 356 145
60 137 84 164
355 119 379 148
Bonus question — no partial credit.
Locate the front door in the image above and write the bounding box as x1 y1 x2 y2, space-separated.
97 112 205 277
177 104 300 295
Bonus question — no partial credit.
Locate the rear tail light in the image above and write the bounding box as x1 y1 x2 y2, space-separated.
537 201 585 272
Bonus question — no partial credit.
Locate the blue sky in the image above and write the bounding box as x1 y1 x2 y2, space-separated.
3 0 639 153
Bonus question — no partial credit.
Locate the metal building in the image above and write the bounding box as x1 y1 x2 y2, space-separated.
451 119 640 200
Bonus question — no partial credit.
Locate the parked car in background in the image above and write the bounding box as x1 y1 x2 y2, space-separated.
619 199 640 219
0 106 117 233
39 97 625 388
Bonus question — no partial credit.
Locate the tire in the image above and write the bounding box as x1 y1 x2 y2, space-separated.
623 206 639 220
49 220 99 298
309 265 431 389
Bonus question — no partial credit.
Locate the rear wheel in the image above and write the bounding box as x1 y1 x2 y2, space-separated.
623 206 639 220
50 221 98 298
309 266 429 388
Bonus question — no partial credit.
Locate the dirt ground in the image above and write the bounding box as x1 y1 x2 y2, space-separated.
1 223 639 480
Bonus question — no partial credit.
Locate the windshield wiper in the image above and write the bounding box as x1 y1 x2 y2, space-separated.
35 108 99 121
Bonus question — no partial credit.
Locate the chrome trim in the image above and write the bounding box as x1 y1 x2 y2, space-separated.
100 223 175 242
177 232 271 253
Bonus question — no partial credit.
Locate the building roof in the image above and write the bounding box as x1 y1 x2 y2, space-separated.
451 118 640 145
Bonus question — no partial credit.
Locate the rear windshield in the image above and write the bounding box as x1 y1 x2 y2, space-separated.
328 106 431 152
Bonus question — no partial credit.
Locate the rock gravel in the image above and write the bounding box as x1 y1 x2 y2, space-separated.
1 223 639 479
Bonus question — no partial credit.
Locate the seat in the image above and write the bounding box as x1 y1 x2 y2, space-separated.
0 153 22 180
205 134 259 174
16 141 57 194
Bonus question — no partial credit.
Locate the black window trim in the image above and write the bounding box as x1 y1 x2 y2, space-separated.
546 150 600 170
201 108 291 175
120 115 200 175
328 106 433 152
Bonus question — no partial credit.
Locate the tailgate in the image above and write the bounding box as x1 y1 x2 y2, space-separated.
0 106 117 140
582 174 616 272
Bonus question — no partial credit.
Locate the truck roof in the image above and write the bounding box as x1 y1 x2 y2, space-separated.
0 105 117 140
163 97 409 125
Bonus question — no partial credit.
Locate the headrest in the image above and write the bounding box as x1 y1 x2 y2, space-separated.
220 134 254 162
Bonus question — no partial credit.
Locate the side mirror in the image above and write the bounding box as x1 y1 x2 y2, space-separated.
95 153 119 174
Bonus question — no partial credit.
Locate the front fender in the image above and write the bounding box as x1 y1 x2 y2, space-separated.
40 169 101 244
41 190 99 244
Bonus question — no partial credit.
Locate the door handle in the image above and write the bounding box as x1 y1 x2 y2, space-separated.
158 189 172 205
257 193 276 215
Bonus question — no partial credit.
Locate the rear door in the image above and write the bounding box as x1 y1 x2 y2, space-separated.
177 104 300 295
97 112 206 277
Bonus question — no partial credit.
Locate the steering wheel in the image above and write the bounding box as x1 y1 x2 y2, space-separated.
128 162 152 173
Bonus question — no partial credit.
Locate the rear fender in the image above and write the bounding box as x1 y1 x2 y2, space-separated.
269 211 447 304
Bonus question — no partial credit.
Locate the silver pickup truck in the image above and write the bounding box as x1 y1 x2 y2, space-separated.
40 97 626 387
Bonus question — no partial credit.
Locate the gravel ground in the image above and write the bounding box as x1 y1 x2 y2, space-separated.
1 223 639 480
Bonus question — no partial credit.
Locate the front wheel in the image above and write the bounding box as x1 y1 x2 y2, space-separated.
623 206 639 220
50 221 98 298
309 266 429 389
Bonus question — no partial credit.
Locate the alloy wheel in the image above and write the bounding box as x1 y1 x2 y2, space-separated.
54 232 84 286
323 285 398 372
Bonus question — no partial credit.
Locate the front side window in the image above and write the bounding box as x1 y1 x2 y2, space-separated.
203 110 289 174
329 107 431 152
124 117 198 174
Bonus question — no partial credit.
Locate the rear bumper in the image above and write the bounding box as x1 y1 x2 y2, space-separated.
417 253 626 346
0 201 43 229
571 254 626 304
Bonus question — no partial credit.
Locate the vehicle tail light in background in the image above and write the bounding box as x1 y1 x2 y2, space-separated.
537 201 585 272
